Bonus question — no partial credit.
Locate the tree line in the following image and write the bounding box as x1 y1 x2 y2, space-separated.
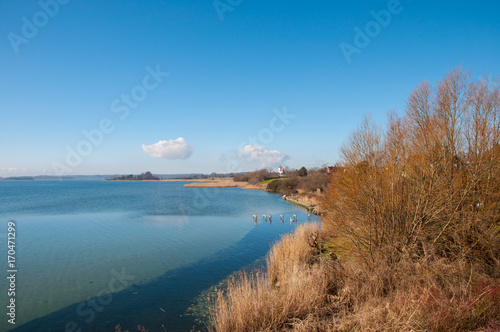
108 171 159 181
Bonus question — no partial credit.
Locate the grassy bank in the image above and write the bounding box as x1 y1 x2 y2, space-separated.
282 196 310 210
283 193 323 214
260 178 288 184
209 222 499 331
208 220 500 331
209 223 329 331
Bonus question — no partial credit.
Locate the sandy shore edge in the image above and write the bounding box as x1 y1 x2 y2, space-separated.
182 179 267 190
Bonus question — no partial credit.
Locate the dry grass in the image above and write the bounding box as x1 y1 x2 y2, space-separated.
209 225 499 332
327 259 500 331
209 223 332 332
184 178 267 190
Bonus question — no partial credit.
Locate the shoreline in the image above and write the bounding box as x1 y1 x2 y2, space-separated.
283 193 323 215
105 179 205 182
106 177 322 214
184 178 322 214
183 179 267 190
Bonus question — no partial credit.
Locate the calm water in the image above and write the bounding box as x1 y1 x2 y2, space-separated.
0 181 317 331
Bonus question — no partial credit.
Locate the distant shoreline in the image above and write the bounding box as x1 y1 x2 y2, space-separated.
106 178 267 191
105 177 322 213
1 176 322 213
3 176 321 214
183 178 322 214
104 178 228 183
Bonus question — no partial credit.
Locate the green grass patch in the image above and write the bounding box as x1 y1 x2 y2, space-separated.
260 177 289 184
322 236 354 261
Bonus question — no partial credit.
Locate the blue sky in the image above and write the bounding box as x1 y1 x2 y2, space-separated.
1 0 499 176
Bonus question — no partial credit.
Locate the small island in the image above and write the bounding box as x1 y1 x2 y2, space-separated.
107 171 159 181
1 176 35 181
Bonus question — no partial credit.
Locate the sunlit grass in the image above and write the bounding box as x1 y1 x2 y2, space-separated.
260 177 288 184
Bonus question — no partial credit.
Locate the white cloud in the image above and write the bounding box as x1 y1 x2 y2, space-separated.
238 145 289 167
142 137 194 159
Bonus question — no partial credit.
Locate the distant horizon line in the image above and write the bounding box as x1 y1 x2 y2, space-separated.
0 172 243 179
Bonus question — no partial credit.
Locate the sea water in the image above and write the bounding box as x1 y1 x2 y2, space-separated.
0 180 317 331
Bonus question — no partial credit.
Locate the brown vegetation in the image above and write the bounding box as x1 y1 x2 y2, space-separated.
266 169 329 195
234 169 279 184
319 67 500 330
284 193 323 215
231 167 330 196
209 67 500 331
183 178 267 190
209 223 330 332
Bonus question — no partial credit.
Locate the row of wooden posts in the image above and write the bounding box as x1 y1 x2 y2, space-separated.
252 213 310 223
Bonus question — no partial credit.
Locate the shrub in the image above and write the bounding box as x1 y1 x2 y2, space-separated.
266 177 299 194
323 67 500 271
297 166 308 177
298 171 329 193
233 173 250 182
